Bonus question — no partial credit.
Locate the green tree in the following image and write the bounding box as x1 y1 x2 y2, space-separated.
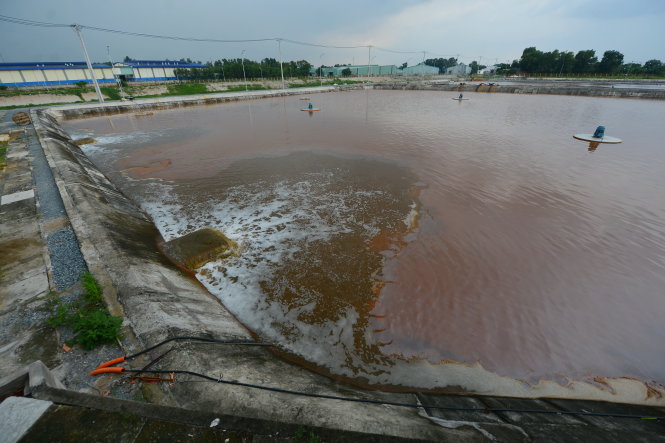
642 59 664 75
495 63 516 75
341 67 352 76
399 62 408 70
557 51 575 74
469 61 487 74
425 57 457 73
519 47 543 73
573 50 598 74
622 63 643 75
598 50 624 74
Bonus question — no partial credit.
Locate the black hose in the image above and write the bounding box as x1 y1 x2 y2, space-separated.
122 368 665 421
126 336 272 360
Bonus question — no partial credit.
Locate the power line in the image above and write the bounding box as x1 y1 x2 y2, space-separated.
280 38 367 50
0 13 442 58
0 14 69 28
80 24 277 43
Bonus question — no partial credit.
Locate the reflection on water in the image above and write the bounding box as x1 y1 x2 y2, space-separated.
64 91 665 402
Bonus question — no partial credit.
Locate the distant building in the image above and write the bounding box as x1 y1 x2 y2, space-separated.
479 65 499 75
446 63 471 75
398 63 439 75
0 62 115 87
117 60 206 82
0 60 206 87
312 65 399 77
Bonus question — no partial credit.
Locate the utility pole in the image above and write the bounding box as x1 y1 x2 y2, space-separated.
106 45 125 99
366 45 372 81
72 24 104 104
277 39 285 89
241 50 248 92
422 51 426 76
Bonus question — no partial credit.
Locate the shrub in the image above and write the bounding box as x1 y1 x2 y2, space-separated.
47 273 122 349
72 308 123 349
81 271 103 304
100 86 121 100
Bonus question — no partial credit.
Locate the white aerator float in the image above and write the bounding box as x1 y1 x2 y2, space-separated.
573 126 622 152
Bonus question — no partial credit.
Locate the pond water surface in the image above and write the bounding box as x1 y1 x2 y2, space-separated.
64 90 665 402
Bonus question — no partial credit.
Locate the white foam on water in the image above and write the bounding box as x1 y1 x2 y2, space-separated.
137 175 665 406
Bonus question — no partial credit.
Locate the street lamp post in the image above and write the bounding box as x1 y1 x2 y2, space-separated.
422 51 426 76
240 50 248 92
319 53 325 86
277 39 285 89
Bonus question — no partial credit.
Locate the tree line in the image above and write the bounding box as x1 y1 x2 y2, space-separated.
172 58 312 80
495 47 665 76
121 49 665 79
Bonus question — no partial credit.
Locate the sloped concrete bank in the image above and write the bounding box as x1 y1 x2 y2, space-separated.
27 92 665 441
373 80 665 99
49 86 348 120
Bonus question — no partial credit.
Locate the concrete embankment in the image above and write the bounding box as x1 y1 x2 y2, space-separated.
6 91 663 440
374 80 665 99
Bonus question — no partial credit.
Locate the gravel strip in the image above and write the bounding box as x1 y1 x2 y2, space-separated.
26 128 67 220
47 225 88 290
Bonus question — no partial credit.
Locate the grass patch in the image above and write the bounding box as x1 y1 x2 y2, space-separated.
47 272 122 349
0 86 92 99
225 84 267 92
0 101 85 111
165 83 208 95
100 86 121 100
289 78 361 88
0 141 7 170
293 426 321 443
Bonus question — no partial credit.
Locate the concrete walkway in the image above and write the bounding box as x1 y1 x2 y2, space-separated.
0 110 122 391
0 110 54 376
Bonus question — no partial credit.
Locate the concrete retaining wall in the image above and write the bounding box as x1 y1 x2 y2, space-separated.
373 81 665 99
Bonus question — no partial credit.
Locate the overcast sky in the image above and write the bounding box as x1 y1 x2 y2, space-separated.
1 0 663 67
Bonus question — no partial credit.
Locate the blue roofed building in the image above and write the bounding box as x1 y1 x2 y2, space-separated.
0 60 207 87
116 60 207 82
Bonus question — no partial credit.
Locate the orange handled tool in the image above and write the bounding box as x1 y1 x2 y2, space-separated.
89 366 126 376
95 356 126 369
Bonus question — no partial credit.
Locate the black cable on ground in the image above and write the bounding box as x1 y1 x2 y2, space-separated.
126 336 272 360
121 368 665 421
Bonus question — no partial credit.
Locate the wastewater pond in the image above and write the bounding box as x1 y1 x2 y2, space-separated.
63 90 665 401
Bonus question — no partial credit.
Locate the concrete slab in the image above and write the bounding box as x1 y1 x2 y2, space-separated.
6 151 28 160
0 272 48 310
0 216 41 239
0 396 52 443
0 189 34 205
547 398 665 434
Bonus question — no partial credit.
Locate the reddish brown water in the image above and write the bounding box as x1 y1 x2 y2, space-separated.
64 90 665 396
